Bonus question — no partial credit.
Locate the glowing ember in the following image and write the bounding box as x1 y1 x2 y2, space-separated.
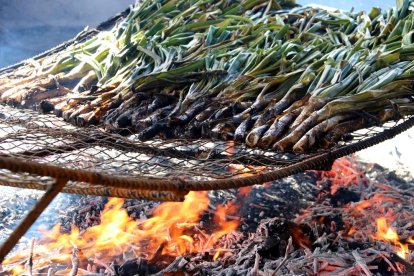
314 157 414 267
373 217 409 259
315 156 368 195
2 192 239 274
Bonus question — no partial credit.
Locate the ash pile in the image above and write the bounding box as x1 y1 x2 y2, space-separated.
1 157 413 275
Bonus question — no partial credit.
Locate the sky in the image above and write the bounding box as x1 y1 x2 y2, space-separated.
298 0 395 11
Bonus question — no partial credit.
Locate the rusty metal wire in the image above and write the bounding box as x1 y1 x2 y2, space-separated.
0 103 413 200
0 105 413 265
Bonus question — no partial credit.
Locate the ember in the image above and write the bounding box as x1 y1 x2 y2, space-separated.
1 157 414 275
1 192 238 275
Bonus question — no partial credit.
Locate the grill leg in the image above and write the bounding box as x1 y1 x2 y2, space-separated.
0 178 67 263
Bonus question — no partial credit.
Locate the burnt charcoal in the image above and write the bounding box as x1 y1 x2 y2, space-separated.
196 267 215 276
102 108 116 123
169 101 207 125
107 97 124 111
211 122 235 140
159 125 182 139
256 219 295 258
141 105 173 129
294 171 320 183
216 267 238 276
195 105 217 122
200 121 212 138
385 170 408 186
341 133 354 141
128 91 151 102
115 258 159 276
130 105 151 126
236 178 319 231
234 116 255 142
90 85 100 93
231 102 248 115
346 241 367 250
329 188 360 207
3 157 414 276
104 95 148 127
371 257 399 276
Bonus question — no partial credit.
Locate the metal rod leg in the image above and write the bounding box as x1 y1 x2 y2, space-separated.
0 178 68 263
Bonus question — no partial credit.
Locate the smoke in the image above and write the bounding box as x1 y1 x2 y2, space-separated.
0 187 85 252
0 26 83 68
0 0 135 68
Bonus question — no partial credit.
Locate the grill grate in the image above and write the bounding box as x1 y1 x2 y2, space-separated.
0 104 412 201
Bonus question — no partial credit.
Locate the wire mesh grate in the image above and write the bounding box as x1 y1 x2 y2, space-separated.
0 103 412 201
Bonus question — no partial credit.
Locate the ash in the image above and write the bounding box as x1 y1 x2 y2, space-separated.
1 157 413 275
0 191 83 252
199 159 414 276
0 188 41 243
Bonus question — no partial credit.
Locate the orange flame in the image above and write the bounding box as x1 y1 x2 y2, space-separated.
2 192 239 274
373 217 409 259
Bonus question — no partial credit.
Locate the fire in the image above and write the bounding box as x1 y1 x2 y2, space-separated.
373 217 409 259
315 156 367 195
347 227 356 236
314 157 413 266
2 192 239 274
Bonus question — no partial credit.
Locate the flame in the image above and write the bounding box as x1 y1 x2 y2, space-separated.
210 203 239 260
290 226 312 249
2 192 239 274
314 157 412 263
347 227 356 236
213 250 221 261
352 196 401 213
214 204 239 237
373 217 409 259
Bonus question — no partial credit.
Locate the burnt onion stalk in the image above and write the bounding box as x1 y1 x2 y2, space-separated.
0 0 413 152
